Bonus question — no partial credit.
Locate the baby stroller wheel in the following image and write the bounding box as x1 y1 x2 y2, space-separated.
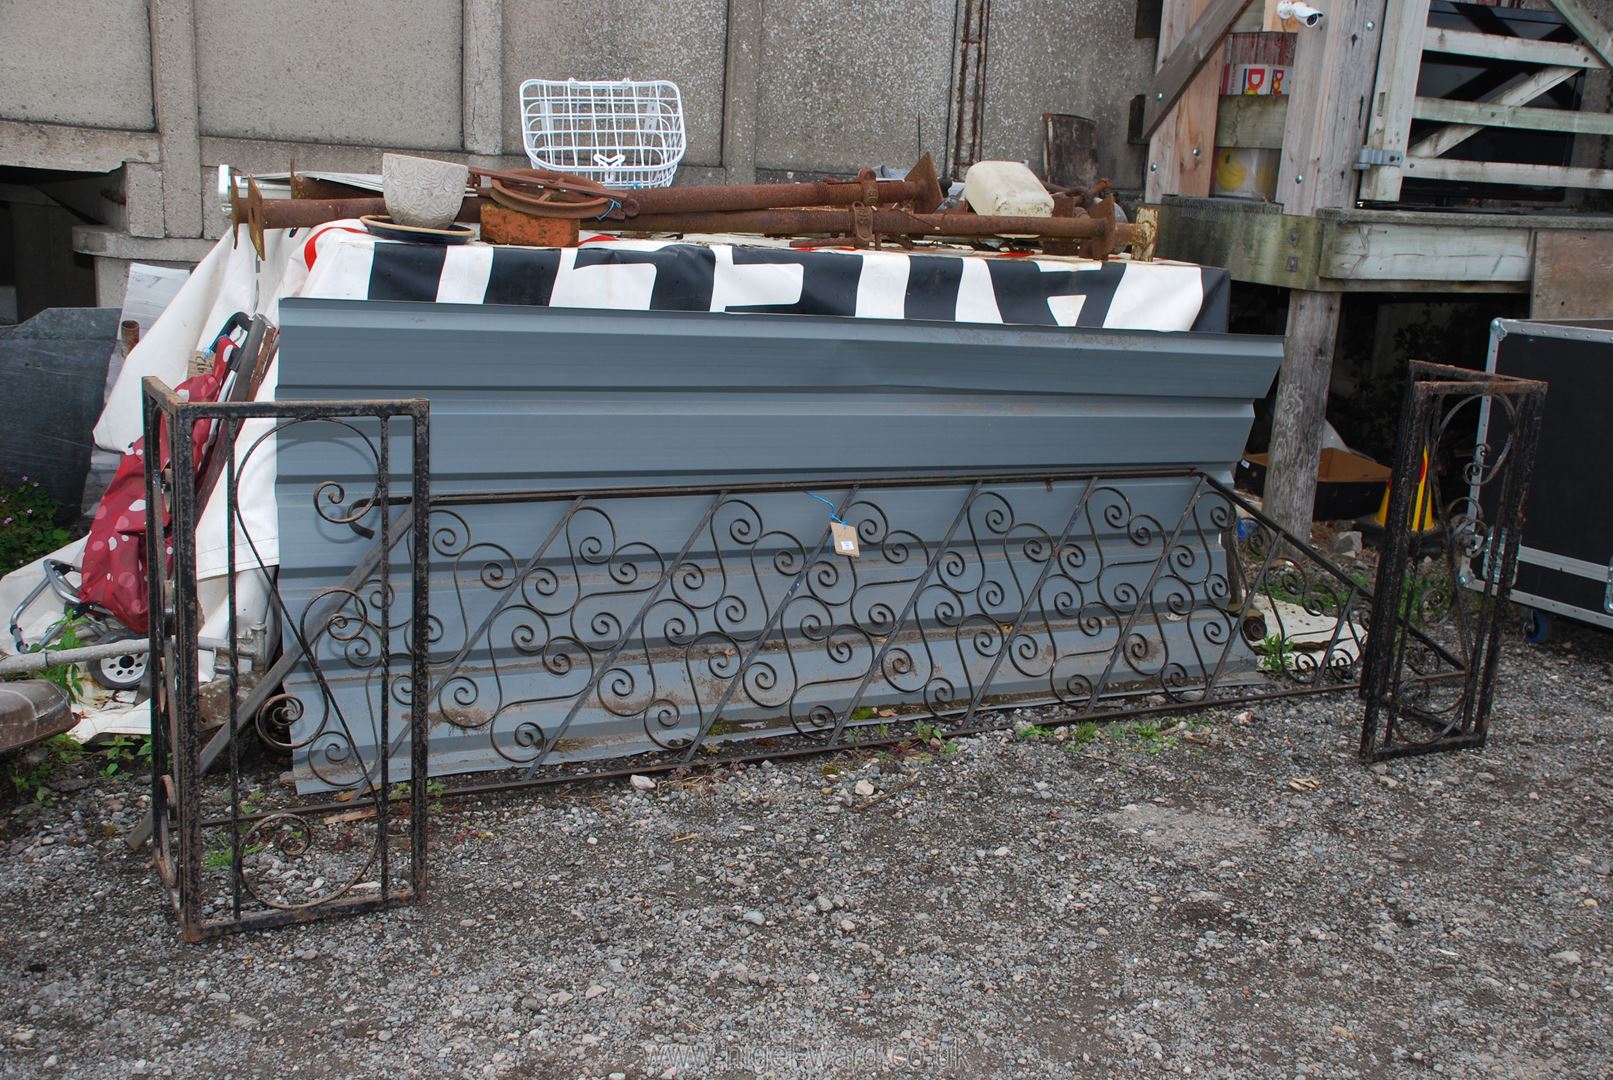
90 630 149 690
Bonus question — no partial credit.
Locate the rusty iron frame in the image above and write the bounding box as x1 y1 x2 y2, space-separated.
951 0 992 177
142 377 431 939
1360 361 1547 759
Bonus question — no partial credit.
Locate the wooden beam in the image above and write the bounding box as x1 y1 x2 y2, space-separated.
1413 96 1613 136
1319 221 1533 282
1231 3 1266 32
1155 197 1322 289
1545 0 1613 72
1264 291 1343 536
1147 0 1224 201
1141 0 1257 138
1359 0 1431 203
1401 155 1613 190
1267 0 1386 537
1407 66 1581 159
1279 0 1389 216
1151 197 1583 292
1424 27 1604 68
1215 95 1288 149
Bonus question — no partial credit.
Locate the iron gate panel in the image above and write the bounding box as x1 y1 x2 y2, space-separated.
142 378 430 939
1361 361 1547 759
268 467 1431 792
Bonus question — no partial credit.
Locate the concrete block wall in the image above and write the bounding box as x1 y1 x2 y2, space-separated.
0 0 1157 299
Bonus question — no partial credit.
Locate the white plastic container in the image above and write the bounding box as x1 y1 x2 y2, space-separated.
962 161 1054 218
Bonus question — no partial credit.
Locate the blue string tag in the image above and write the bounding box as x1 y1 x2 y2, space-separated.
805 491 846 525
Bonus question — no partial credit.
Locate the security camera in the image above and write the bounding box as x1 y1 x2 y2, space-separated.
1277 0 1325 26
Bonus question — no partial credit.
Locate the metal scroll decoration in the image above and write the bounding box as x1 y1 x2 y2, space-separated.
297 467 1456 794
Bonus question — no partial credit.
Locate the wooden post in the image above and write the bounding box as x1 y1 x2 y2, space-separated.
1263 0 1388 537
1546 0 1613 70
1265 291 1343 535
1359 0 1431 203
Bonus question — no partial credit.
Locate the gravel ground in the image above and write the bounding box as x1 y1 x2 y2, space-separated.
0 619 1609 1080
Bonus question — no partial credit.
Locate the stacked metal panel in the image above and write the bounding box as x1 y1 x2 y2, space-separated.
274 301 1282 790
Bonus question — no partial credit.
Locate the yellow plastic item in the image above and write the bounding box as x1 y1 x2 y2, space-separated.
1371 449 1439 533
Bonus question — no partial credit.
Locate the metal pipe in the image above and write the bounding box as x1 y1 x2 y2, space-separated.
251 195 483 229
623 175 937 216
243 154 942 230
0 636 231 676
0 638 150 676
242 199 1145 254
615 206 1137 243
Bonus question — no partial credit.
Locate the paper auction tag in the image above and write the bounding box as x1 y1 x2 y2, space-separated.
830 520 860 557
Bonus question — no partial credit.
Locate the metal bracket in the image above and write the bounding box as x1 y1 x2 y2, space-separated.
1354 147 1406 171
1604 556 1612 614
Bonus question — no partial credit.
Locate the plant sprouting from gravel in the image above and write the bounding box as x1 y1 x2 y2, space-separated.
203 842 265 870
1258 633 1294 674
95 736 151 778
3 735 85 805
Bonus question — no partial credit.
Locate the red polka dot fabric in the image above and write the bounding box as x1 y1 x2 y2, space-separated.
80 351 230 633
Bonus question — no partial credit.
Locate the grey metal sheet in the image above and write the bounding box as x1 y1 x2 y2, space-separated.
273 302 1283 790
275 301 1279 493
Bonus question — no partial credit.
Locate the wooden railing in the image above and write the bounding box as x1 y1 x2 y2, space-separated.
1359 0 1613 200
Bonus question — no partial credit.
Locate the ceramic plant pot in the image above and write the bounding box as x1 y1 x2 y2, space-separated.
382 154 469 230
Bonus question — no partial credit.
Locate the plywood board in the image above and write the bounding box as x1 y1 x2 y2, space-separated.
1532 231 1613 319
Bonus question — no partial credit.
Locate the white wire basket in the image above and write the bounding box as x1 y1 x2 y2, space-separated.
520 78 687 189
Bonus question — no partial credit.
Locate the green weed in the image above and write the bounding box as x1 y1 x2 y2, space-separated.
31 619 88 701
95 735 151 777
203 842 264 870
1257 634 1293 675
0 478 71 574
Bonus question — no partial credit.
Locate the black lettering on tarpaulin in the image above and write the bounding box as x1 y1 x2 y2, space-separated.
366 244 447 302
1064 261 1126 328
724 249 863 316
982 259 1098 326
481 248 562 307
573 244 717 310
1191 267 1231 333
902 253 964 322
